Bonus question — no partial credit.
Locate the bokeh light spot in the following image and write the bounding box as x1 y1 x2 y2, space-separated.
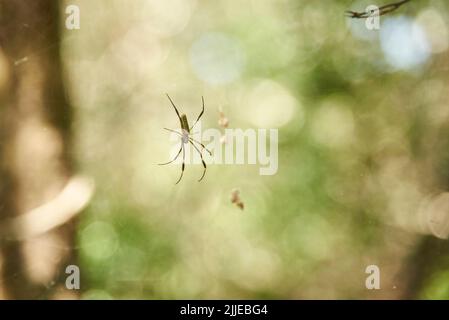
416 9 448 54
138 0 196 37
190 32 246 85
380 17 430 70
245 79 300 128
311 101 354 148
80 221 119 261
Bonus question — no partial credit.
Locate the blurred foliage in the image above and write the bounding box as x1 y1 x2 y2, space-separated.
60 0 449 298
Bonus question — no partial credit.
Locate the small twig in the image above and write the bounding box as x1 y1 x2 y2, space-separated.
345 0 411 19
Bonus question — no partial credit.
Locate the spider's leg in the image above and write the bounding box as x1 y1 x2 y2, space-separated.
190 96 205 131
189 140 207 182
163 127 183 137
158 143 182 165
175 145 185 185
166 94 182 123
189 137 212 156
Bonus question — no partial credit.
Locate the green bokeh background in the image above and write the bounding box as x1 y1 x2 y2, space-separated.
61 0 449 299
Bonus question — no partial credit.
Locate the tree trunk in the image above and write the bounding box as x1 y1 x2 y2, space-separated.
0 0 77 299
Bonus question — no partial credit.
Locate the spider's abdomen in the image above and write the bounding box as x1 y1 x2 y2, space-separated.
180 114 190 133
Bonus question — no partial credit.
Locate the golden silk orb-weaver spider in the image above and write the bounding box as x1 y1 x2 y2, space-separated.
159 94 212 184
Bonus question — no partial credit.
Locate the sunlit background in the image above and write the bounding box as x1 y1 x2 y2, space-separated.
55 0 449 299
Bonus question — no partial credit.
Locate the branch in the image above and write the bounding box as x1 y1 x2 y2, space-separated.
345 0 411 19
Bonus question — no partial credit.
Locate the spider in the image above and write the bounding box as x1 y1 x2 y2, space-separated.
159 94 212 184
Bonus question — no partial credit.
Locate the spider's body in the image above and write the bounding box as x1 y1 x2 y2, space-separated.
159 94 212 184
180 114 190 144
